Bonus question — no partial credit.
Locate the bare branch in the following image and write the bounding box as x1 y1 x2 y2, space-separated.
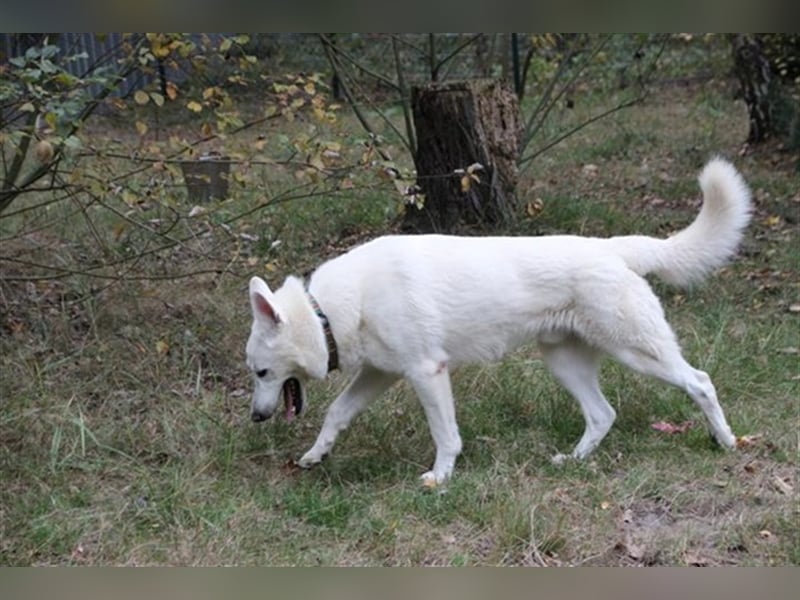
319 34 401 92
519 95 644 167
391 36 417 155
318 34 399 160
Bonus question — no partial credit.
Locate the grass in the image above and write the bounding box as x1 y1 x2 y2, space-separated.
1 69 798 565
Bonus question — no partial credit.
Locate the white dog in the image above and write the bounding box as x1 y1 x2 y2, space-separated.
246 158 751 485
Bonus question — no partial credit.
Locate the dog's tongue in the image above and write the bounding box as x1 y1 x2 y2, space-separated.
282 378 302 422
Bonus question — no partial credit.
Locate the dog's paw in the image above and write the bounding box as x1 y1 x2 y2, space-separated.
296 450 325 469
420 470 449 489
718 431 737 450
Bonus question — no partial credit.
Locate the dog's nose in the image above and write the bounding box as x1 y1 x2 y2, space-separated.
251 411 270 422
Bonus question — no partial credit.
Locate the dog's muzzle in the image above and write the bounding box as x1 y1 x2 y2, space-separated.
250 378 303 423
251 410 270 422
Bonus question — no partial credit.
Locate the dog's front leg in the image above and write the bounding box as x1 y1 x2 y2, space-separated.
409 361 463 486
297 367 397 468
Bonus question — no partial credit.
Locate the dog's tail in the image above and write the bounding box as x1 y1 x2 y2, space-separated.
610 158 752 287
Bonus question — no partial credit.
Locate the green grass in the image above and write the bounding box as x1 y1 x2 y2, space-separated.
2 70 798 565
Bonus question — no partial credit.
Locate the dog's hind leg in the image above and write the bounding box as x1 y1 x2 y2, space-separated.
541 339 616 464
297 367 398 468
408 360 463 486
610 343 736 450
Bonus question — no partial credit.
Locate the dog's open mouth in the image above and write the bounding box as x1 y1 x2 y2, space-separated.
282 377 303 422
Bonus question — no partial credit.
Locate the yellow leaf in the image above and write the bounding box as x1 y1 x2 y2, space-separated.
526 198 544 217
122 190 139 207
166 82 179 101
187 100 203 113
304 82 316 95
308 151 325 171
112 222 126 241
134 90 149 105
152 44 170 59
150 92 165 107
736 434 763 448
155 340 169 355
135 121 148 136
460 175 472 192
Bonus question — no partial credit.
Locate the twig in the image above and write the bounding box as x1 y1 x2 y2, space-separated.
519 95 644 167
319 34 401 92
318 34 397 161
391 35 417 156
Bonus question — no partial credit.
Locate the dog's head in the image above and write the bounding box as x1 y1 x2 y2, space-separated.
245 276 327 423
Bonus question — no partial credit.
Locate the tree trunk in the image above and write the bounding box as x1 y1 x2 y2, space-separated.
404 79 522 233
731 34 773 144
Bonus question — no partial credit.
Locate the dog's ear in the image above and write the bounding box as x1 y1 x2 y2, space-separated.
249 276 282 326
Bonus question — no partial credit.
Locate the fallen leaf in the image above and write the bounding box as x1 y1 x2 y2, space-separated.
282 459 302 475
684 551 709 567
651 420 694 434
582 163 599 176
789 304 800 313
626 541 645 561
759 529 773 539
155 340 169 355
771 476 793 495
600 501 611 510
743 460 760 473
736 434 763 448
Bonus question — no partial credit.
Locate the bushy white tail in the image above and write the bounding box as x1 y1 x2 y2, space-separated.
611 158 752 286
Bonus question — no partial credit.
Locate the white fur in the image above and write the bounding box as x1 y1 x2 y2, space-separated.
246 158 751 485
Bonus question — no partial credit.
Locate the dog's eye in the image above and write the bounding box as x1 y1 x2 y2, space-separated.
255 368 268 378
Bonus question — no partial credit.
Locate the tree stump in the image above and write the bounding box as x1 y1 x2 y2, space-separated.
403 79 522 233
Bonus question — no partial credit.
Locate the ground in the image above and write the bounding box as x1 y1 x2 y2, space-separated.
1 75 798 566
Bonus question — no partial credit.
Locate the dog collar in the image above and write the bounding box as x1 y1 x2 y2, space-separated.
307 292 339 372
